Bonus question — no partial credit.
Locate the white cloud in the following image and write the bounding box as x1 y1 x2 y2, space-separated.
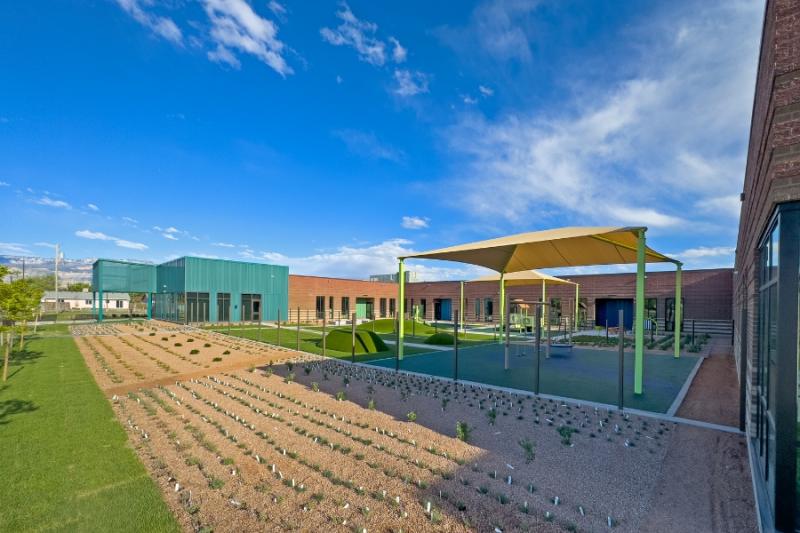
401 216 429 230
462 94 478 105
393 69 429 97
333 129 405 162
674 246 736 260
0 243 32 255
115 0 183 44
122 216 139 225
36 196 71 209
444 1 761 231
245 238 478 280
87 203 100 211
75 229 148 251
0 181 9 187
212 242 237 248
203 0 293 76
268 1 286 16
389 37 407 63
336 75 343 84
34 242 57 249
162 233 179 241
478 85 494 97
320 2 386 66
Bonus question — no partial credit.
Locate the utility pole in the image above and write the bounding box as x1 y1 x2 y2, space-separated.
54 244 60 320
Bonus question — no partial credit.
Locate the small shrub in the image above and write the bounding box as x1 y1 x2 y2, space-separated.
367 398 376 410
557 426 576 446
286 362 294 371
455 421 472 442
208 476 225 489
311 382 319 392
223 350 230 355
187 338 194 342
212 357 222 362
174 343 183 347
406 411 417 422
304 366 311 375
149 332 155 336
221 457 235 465
190 349 200 355
285 373 295 384
486 408 497 425
161 337 168 341
336 391 346 401
519 438 535 463
204 343 211 348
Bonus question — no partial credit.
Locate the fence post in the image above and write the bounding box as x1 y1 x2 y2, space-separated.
691 319 696 346
395 315 400 372
322 313 327 357
351 312 357 363
453 310 459 382
504 295 511 370
534 305 541 395
258 318 262 343
618 309 625 411
277 308 281 346
296 307 300 351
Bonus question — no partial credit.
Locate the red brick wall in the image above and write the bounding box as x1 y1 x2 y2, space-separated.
405 268 732 323
734 0 800 440
288 275 398 321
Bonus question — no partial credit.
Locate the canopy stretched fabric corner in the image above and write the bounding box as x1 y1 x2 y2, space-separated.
400 226 676 272
396 226 683 398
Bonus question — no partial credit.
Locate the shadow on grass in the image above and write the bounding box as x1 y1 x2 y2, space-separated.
0 398 38 425
6 347 44 367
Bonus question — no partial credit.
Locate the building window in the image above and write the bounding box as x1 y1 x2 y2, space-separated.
665 297 685 332
645 298 658 331
550 298 561 325
315 296 325 319
389 298 396 317
116 300 123 308
379 298 387 318
328 296 334 319
341 297 350 317
752 204 800 532
475 298 481 320
187 292 210 322
85 299 92 305
485 299 493 319
420 299 427 320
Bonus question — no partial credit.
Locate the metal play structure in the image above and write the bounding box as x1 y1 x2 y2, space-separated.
397 226 683 396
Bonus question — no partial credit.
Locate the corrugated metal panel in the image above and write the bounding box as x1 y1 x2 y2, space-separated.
183 257 288 321
92 259 156 293
156 258 186 294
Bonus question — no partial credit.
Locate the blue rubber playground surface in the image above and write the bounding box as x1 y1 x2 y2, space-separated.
366 343 700 413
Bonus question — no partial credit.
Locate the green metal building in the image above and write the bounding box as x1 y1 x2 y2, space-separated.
92 256 288 323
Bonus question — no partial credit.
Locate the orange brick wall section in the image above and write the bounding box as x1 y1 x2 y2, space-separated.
288 274 398 321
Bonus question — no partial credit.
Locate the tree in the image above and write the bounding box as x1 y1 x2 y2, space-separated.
0 277 43 380
66 282 91 292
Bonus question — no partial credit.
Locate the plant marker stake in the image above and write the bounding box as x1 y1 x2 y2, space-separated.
579 506 585 516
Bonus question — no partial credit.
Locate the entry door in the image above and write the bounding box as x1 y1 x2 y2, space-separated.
252 296 261 322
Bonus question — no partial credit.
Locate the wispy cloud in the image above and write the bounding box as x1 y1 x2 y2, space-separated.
36 196 71 209
0 181 9 187
0 242 32 255
674 246 736 260
389 37 407 63
243 238 479 280
333 129 405 162
212 242 237 248
321 2 387 66
478 85 494 97
393 70 429 97
115 0 183 45
75 229 148 251
203 0 293 76
401 216 429 230
444 1 760 231
87 203 100 212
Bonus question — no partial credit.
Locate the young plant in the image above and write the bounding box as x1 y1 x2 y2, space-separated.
519 438 535 463
336 391 347 401
311 382 319 392
285 372 295 384
455 421 472 442
367 398 376 410
212 357 222 362
406 411 417 422
486 408 497 426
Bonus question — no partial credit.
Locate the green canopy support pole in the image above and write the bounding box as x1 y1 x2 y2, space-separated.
498 273 505 343
147 292 152 320
459 281 465 334
674 263 683 358
574 283 580 332
98 287 104 323
634 229 646 395
92 291 96 321
398 259 405 360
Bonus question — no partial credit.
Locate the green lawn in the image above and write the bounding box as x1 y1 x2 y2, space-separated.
0 334 179 532
210 325 434 362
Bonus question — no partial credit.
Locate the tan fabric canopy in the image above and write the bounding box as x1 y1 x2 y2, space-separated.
470 269 576 286
401 226 675 272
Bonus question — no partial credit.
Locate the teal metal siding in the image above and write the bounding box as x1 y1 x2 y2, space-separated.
92 259 156 293
156 258 186 294
183 257 288 321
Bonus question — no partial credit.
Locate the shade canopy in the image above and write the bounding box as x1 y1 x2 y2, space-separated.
401 226 676 273
470 269 576 287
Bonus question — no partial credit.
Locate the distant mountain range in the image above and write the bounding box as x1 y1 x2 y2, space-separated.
1 255 95 284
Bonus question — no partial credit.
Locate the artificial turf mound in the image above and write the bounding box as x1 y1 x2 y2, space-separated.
358 319 436 335
325 329 388 353
424 332 455 345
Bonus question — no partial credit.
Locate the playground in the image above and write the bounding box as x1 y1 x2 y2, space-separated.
366 342 699 413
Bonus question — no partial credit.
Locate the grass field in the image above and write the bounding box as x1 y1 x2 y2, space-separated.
0 333 179 532
367 343 699 413
209 324 433 361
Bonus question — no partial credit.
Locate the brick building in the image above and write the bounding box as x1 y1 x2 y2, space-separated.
733 1 800 531
404 268 732 334
288 274 398 323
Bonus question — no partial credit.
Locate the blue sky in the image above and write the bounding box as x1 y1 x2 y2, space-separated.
0 0 763 279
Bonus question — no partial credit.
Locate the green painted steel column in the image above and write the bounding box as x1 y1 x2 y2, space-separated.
634 229 646 395
92 291 96 321
541 280 547 329
459 281 464 332
674 263 683 358
398 259 405 360
147 292 152 320
498 273 505 343
98 288 104 322
574 283 580 332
